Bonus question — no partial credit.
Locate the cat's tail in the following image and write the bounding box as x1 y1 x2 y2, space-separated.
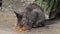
45 18 60 25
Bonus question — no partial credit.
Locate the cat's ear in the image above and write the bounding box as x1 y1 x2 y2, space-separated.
14 11 22 19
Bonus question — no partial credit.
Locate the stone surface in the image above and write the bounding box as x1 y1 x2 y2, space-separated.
2 0 35 14
0 11 60 34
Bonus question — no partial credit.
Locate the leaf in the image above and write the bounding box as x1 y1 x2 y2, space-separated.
38 0 43 7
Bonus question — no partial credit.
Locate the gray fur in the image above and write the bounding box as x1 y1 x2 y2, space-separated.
14 3 45 30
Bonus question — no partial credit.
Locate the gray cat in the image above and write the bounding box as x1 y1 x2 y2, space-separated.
14 3 45 30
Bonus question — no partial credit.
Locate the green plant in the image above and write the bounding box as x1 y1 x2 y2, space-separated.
37 0 43 7
37 0 59 18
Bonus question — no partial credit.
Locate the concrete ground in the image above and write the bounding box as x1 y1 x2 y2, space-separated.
0 12 60 34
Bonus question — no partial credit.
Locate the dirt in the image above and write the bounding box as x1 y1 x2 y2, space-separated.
0 12 60 34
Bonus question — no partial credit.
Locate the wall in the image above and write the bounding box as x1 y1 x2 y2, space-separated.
2 0 35 14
